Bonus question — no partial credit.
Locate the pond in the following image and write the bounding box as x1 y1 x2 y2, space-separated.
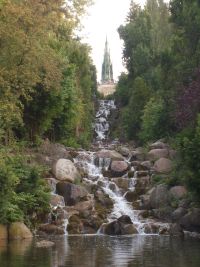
0 235 200 267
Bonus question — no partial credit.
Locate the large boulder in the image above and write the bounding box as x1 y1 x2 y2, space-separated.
169 186 187 200
172 207 188 222
180 208 200 232
56 182 88 206
9 222 33 240
110 161 129 177
149 184 170 209
94 150 124 167
169 223 184 237
0 225 8 240
154 158 173 174
35 142 72 167
53 159 80 183
147 149 169 161
150 141 169 150
124 191 138 202
100 215 138 235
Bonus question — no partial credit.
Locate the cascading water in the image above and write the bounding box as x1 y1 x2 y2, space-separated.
94 100 116 141
76 99 146 234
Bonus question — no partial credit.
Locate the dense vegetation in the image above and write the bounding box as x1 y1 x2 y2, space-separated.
115 0 200 199
0 0 96 224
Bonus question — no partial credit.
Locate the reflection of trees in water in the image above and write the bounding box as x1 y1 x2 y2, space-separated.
0 239 50 267
1 236 200 267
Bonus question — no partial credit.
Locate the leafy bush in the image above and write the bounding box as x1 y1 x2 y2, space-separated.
175 114 200 199
0 150 50 226
140 96 168 142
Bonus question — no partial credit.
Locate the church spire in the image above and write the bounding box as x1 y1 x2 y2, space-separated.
101 37 114 84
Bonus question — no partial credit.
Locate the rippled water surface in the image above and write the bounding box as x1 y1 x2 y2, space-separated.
0 235 200 267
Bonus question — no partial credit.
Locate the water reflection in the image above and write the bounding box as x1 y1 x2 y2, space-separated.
0 235 200 267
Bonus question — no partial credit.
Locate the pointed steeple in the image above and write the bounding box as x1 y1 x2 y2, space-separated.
101 37 114 84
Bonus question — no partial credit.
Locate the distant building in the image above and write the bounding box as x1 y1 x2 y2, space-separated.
98 38 116 96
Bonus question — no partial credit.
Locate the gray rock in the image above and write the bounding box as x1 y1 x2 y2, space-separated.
147 149 169 161
180 208 200 232
124 191 138 202
170 186 187 199
169 223 184 236
150 141 169 150
110 161 129 177
56 182 88 206
99 215 138 235
94 150 124 167
172 207 188 222
154 158 173 174
53 159 80 183
149 184 170 209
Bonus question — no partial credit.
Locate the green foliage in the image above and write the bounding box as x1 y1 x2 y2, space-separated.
0 0 96 147
175 115 200 199
140 96 169 142
0 150 50 225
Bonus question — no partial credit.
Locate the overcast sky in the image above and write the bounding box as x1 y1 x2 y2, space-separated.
81 0 168 82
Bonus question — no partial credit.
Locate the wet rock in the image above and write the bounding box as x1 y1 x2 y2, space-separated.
53 159 80 183
67 215 83 234
154 158 173 174
135 176 151 195
100 215 138 235
108 182 117 191
95 190 113 208
0 225 8 240
138 210 150 219
9 223 33 240
56 182 88 206
169 223 184 237
149 184 170 209
36 240 55 248
50 194 65 207
172 207 188 222
139 194 151 210
124 191 138 202
147 149 169 161
94 150 124 166
110 161 129 177
111 178 129 191
118 215 132 224
39 224 65 235
169 186 187 200
180 208 200 232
